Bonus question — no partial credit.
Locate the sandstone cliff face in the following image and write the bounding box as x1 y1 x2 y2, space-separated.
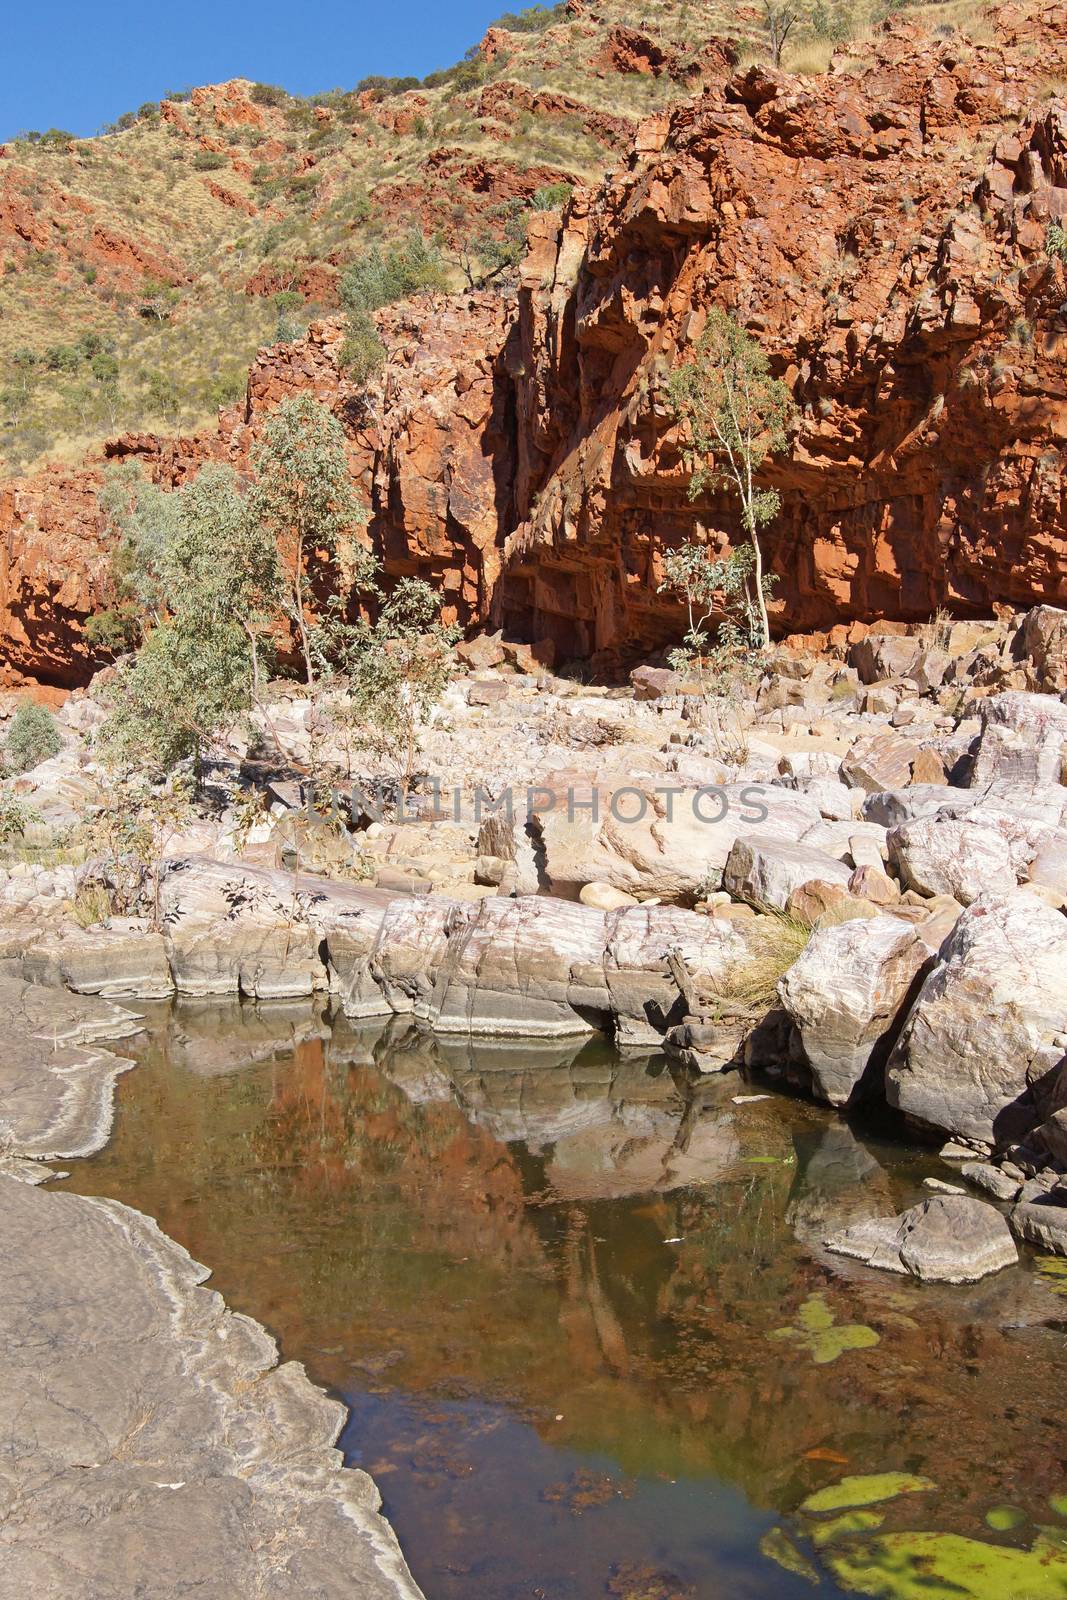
2 3 1067 685
503 5 1067 656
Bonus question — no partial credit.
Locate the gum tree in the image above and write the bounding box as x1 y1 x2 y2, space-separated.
667 308 795 650
246 394 366 683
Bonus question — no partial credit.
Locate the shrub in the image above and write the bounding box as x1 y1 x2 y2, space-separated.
1047 222 1067 261
337 232 447 383
250 83 289 107
192 150 228 171
530 182 573 211
4 702 62 775
489 4 566 33
0 787 41 845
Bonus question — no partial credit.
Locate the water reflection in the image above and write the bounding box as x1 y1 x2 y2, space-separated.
58 1001 1067 1600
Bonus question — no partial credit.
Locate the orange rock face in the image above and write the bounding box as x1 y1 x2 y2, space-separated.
3 6 1067 684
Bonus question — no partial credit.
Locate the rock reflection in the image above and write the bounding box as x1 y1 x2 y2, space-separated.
57 999 1067 1600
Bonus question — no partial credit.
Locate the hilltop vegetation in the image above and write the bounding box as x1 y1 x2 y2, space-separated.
0 0 987 474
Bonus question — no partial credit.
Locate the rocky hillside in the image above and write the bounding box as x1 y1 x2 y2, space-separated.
2 0 1067 686
0 0 770 474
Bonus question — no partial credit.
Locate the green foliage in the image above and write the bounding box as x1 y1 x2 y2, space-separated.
3 702 62 775
489 4 566 32
462 198 528 286
247 394 367 682
250 83 289 107
76 773 195 926
530 181 573 211
98 610 252 779
0 786 41 845
192 150 228 171
337 231 447 383
667 308 795 647
311 571 460 786
1046 222 1067 261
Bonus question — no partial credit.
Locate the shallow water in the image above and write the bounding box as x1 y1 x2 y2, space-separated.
57 1000 1067 1600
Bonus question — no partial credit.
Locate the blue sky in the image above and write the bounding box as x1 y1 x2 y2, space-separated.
2 0 513 141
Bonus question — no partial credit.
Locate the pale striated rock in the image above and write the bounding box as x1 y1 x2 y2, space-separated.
21 921 174 999
886 895 1067 1145
825 1194 1018 1282
968 691 1067 798
839 733 920 795
1016 605 1067 693
887 816 1018 905
778 915 930 1105
531 778 819 902
0 1177 425 1600
722 834 852 912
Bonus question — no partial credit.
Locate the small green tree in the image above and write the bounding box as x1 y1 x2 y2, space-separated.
164 463 280 697
98 612 252 782
247 395 366 683
311 568 459 789
4 702 62 774
667 308 795 649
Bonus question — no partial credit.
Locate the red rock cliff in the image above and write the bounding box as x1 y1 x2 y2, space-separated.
2 3 1067 685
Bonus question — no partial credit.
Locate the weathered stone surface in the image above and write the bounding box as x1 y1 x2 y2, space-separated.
968 691 1067 799
886 896 1067 1145
887 816 1018 905
531 779 818 902
961 1159 1021 1202
779 916 931 1106
722 834 852 912
839 734 921 795
0 1177 425 1600
825 1194 1019 1282
0 976 142 1160
20 921 175 999
1010 1198 1067 1255
1016 605 1067 693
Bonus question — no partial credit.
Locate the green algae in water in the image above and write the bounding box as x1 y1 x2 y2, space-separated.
771 1294 881 1365
801 1474 936 1515
825 1531 1067 1599
1036 1257 1067 1296
985 1506 1026 1532
811 1511 887 1547
760 1526 820 1585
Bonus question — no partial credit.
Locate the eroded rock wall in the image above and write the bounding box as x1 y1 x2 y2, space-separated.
3 4 1067 685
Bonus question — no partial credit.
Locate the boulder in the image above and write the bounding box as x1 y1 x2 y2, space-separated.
1015 605 1067 693
20 922 174 999
778 915 931 1105
723 835 852 912
579 881 638 910
886 896 1067 1145
862 787 979 827
839 733 920 794
630 665 677 700
824 1194 1018 1282
848 635 921 685
968 691 1067 798
1010 1198 1067 1255
887 816 1018 905
531 778 820 902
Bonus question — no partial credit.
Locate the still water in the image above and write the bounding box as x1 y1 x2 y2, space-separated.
56 1000 1067 1600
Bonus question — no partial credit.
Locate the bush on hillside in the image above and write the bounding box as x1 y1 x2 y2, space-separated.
4 703 62 775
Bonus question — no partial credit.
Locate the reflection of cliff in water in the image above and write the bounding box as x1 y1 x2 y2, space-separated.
63 1001 1067 1545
